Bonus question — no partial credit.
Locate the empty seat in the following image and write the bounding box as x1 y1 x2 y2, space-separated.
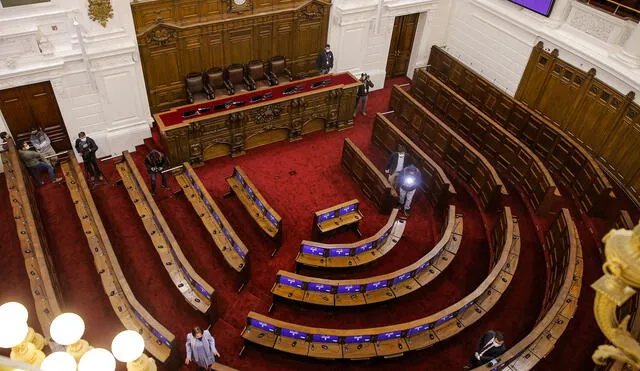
185 72 212 103
205 68 234 98
247 60 274 90
269 56 293 85
226 64 252 93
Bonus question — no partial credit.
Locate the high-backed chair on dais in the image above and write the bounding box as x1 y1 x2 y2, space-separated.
226 64 253 93
205 68 234 98
247 60 273 90
185 72 212 103
269 56 293 85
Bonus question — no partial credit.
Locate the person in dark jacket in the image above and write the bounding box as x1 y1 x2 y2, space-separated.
74 132 103 181
18 141 61 186
384 144 409 186
354 73 375 117
315 44 334 74
0 132 8 151
397 164 421 216
465 330 506 369
29 127 57 166
144 149 169 194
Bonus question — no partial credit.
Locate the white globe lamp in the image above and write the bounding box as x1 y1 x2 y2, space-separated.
41 351 77 371
0 302 28 323
111 330 157 371
0 320 29 348
50 313 89 362
78 348 116 371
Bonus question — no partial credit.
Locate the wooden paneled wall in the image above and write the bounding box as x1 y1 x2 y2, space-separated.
516 42 640 207
131 0 331 112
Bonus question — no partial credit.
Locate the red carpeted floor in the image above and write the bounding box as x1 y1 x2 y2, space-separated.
0 75 620 371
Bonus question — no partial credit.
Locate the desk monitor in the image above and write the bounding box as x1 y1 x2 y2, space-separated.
377 331 402 341
255 198 267 214
414 261 431 275
355 242 374 255
211 210 221 225
407 323 431 337
339 203 358 216
434 313 455 327
281 328 307 340
279 275 304 288
337 284 362 294
377 231 391 246
307 282 333 293
221 227 233 243
246 186 256 200
250 319 277 333
365 280 388 291
233 243 246 259
345 335 372 343
392 272 412 286
313 334 340 343
234 171 245 185
317 210 337 224
457 300 475 316
266 212 279 227
302 244 325 256
328 248 351 257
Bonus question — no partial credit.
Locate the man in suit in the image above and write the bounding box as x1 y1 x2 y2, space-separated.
74 132 103 181
144 149 169 195
397 164 421 217
465 330 506 369
385 144 409 186
354 73 375 117
316 44 334 74
18 141 62 186
29 127 58 166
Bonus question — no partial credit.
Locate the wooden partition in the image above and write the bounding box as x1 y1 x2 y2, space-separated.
427 45 616 217
176 163 249 292
388 86 508 212
273 206 461 307
341 138 397 214
296 208 405 269
116 151 215 318
61 154 177 363
0 139 63 341
475 209 582 369
411 70 560 215
371 113 456 208
242 207 519 360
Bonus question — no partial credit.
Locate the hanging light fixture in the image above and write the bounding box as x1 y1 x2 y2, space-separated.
78 348 116 371
40 351 77 371
112 330 156 371
50 313 90 362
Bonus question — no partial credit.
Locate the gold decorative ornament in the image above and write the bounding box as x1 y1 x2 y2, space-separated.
298 3 324 19
88 0 114 27
592 223 640 369
252 104 283 124
145 27 177 46
228 0 253 13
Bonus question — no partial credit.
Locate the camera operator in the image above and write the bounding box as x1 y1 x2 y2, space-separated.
354 73 374 117
397 164 421 217
144 149 169 195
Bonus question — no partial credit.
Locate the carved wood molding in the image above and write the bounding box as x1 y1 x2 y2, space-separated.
144 26 177 46
252 104 283 125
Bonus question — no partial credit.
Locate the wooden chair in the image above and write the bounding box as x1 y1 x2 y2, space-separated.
226 64 252 93
246 60 273 90
269 56 293 85
205 68 234 98
185 72 212 103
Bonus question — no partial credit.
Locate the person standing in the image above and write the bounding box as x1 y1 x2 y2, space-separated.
354 73 375 116
315 44 334 74
0 132 8 151
144 149 169 195
29 127 58 166
18 141 61 186
74 132 103 181
397 164 421 217
185 326 220 370
385 144 409 186
465 330 506 369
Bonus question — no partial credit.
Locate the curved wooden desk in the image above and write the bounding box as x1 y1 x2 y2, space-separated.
1 139 63 342
62 154 176 362
272 206 462 307
295 208 405 269
116 151 215 317
242 207 519 360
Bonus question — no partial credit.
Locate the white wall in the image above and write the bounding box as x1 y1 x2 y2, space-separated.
0 0 152 172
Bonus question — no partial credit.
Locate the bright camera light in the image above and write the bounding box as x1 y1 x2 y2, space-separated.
50 313 85 345
404 176 415 186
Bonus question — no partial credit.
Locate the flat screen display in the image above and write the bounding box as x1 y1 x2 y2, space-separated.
307 282 333 293
339 203 358 216
312 334 339 343
345 335 372 343
280 276 304 288
337 284 362 294
302 244 325 256
377 331 402 341
507 0 555 16
250 319 276 333
317 211 337 223
281 328 307 340
328 248 351 257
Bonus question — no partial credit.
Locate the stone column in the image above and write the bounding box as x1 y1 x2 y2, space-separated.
615 21 640 68
548 0 573 28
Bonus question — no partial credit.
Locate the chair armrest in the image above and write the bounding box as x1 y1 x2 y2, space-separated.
284 68 293 81
268 71 279 85
244 76 256 90
186 89 194 103
224 80 235 95
263 73 274 86
204 83 215 99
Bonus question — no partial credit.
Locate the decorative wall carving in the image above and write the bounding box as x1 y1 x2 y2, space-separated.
568 7 614 42
299 2 324 20
88 0 114 27
144 27 177 46
566 2 636 45
252 104 283 124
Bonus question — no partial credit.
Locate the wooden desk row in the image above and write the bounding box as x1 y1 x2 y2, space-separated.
371 113 456 208
225 166 282 253
271 206 461 307
61 154 177 363
1 139 63 343
388 86 508 212
116 151 215 318
411 70 561 215
427 46 616 217
474 209 582 370
175 163 249 292
312 199 364 240
341 138 398 214
241 207 519 360
295 208 405 269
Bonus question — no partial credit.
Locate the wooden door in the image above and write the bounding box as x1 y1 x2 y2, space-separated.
0 81 72 151
386 14 419 77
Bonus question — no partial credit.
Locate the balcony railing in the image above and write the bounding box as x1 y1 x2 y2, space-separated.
579 0 640 21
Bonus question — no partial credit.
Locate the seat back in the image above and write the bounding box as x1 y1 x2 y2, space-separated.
270 56 286 75
227 64 245 84
185 72 204 93
206 68 225 89
248 60 266 81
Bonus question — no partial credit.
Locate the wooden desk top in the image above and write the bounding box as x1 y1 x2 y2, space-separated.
241 325 276 348
318 210 363 233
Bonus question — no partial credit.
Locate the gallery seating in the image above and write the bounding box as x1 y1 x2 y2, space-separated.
410 70 561 215
341 138 398 214
247 60 275 90
185 72 212 103
371 113 456 208
227 63 253 93
388 87 508 212
241 207 518 360
474 209 582 369
296 208 405 269
176 163 250 292
0 138 63 342
61 154 177 363
426 46 616 217
269 56 293 84
272 206 461 307
116 151 216 319
205 68 234 99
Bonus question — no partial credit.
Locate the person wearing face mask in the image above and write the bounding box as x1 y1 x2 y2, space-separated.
185 326 220 370
74 132 103 181
464 330 506 369
316 44 334 74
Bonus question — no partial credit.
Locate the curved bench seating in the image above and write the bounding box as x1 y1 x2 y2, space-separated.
295 209 405 269
241 207 519 360
410 70 561 216
116 151 215 318
473 209 582 370
427 45 615 217
61 154 177 362
388 86 508 212
272 206 461 307
1 139 63 342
